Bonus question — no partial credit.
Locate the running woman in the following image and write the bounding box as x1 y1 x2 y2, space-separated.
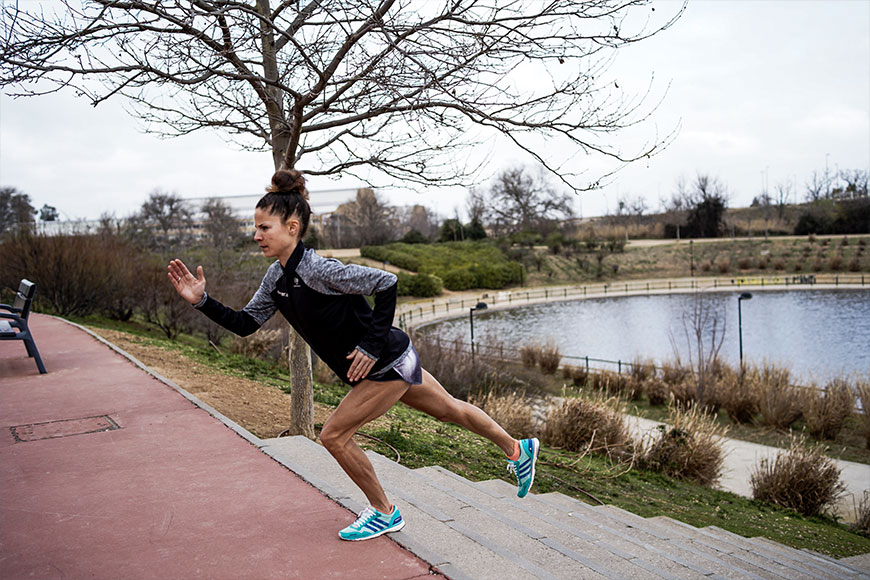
167 169 539 541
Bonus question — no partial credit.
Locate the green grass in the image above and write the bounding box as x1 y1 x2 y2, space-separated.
335 380 870 557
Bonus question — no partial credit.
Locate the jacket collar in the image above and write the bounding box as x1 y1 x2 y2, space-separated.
284 241 306 272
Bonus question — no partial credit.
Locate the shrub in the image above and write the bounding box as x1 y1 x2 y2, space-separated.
738 257 752 270
853 491 870 537
646 378 670 406
537 342 561 375
856 379 870 450
812 260 824 271
669 378 697 407
717 364 759 424
637 405 727 486
564 365 589 387
468 389 539 440
660 360 687 382
801 378 854 441
0 231 148 318
520 345 539 369
756 362 802 429
849 258 861 272
828 255 843 271
793 261 803 272
757 257 768 270
628 358 655 401
543 392 629 458
590 369 627 396
773 258 786 271
750 438 846 517
441 268 477 291
396 271 442 297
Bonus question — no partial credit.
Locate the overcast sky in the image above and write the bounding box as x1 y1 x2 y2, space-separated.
1 0 868 222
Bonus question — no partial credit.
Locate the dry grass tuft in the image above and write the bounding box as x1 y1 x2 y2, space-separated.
543 391 629 458
853 491 870 537
645 377 670 406
755 362 802 429
856 379 870 450
801 378 855 441
717 364 759 424
468 389 539 440
637 405 728 487
750 437 846 517
520 345 539 369
537 342 562 375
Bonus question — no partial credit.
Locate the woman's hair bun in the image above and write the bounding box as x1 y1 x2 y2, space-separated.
268 169 308 201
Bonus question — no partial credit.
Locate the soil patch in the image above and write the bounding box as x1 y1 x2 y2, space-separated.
87 328 333 438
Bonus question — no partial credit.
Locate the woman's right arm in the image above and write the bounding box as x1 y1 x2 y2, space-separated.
168 259 275 337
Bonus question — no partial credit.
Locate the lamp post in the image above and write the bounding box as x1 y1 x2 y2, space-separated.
689 240 695 277
469 301 488 365
738 292 752 367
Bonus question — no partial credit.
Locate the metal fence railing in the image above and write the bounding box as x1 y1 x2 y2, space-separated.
395 273 867 331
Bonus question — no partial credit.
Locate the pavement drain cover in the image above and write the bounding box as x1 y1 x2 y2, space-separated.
10 415 120 443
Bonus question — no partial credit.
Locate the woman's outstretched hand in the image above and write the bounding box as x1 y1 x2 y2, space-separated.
167 259 206 305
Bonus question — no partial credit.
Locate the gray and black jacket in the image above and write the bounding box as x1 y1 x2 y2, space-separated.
194 241 410 385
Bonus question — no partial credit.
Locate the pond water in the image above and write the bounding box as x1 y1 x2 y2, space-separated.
421 289 870 383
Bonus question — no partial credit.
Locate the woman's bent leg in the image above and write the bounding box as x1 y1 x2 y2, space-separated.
320 378 410 514
399 369 516 456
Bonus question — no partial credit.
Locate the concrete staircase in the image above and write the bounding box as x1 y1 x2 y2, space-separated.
259 436 870 580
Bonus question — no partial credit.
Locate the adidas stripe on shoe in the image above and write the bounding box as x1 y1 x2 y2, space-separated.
338 505 405 541
507 437 539 498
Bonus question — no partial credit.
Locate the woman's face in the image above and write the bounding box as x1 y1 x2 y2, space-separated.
253 207 300 265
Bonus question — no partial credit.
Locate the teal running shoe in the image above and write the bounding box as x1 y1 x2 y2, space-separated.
507 438 539 498
338 505 405 541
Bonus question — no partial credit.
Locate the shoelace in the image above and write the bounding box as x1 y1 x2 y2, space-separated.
351 507 377 529
506 461 519 480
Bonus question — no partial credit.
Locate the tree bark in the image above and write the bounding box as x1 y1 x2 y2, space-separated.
288 327 315 439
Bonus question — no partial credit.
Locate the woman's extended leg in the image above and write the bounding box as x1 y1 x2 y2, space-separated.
320 378 409 514
399 369 516 456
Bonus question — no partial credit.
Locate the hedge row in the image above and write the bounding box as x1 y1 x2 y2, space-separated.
361 241 525 292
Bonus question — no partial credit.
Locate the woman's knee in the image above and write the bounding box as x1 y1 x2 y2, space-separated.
319 422 347 453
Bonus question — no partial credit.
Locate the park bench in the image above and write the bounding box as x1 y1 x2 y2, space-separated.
1 279 47 374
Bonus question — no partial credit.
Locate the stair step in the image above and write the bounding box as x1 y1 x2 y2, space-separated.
261 437 557 579
532 493 819 580
422 466 709 580
367 454 619 580
258 436 865 580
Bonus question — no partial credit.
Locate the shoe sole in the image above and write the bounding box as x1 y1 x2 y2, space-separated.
339 519 405 541
518 438 540 498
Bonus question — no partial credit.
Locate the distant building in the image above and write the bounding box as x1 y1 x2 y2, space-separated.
184 187 362 229
31 187 364 238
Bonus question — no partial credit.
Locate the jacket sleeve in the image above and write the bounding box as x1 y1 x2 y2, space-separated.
195 293 262 337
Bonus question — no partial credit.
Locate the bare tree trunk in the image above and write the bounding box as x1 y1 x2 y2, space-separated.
255 0 314 438
288 328 315 439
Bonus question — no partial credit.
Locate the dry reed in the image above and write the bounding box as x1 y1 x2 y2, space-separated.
637 405 728 487
750 437 846 517
801 378 855 441
755 362 802 429
543 391 629 459
468 389 539 440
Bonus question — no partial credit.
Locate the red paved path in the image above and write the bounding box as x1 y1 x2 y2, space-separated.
0 314 443 580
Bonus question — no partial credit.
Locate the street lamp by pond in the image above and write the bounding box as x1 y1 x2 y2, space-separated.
690 240 695 277
738 292 752 367
469 301 488 365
